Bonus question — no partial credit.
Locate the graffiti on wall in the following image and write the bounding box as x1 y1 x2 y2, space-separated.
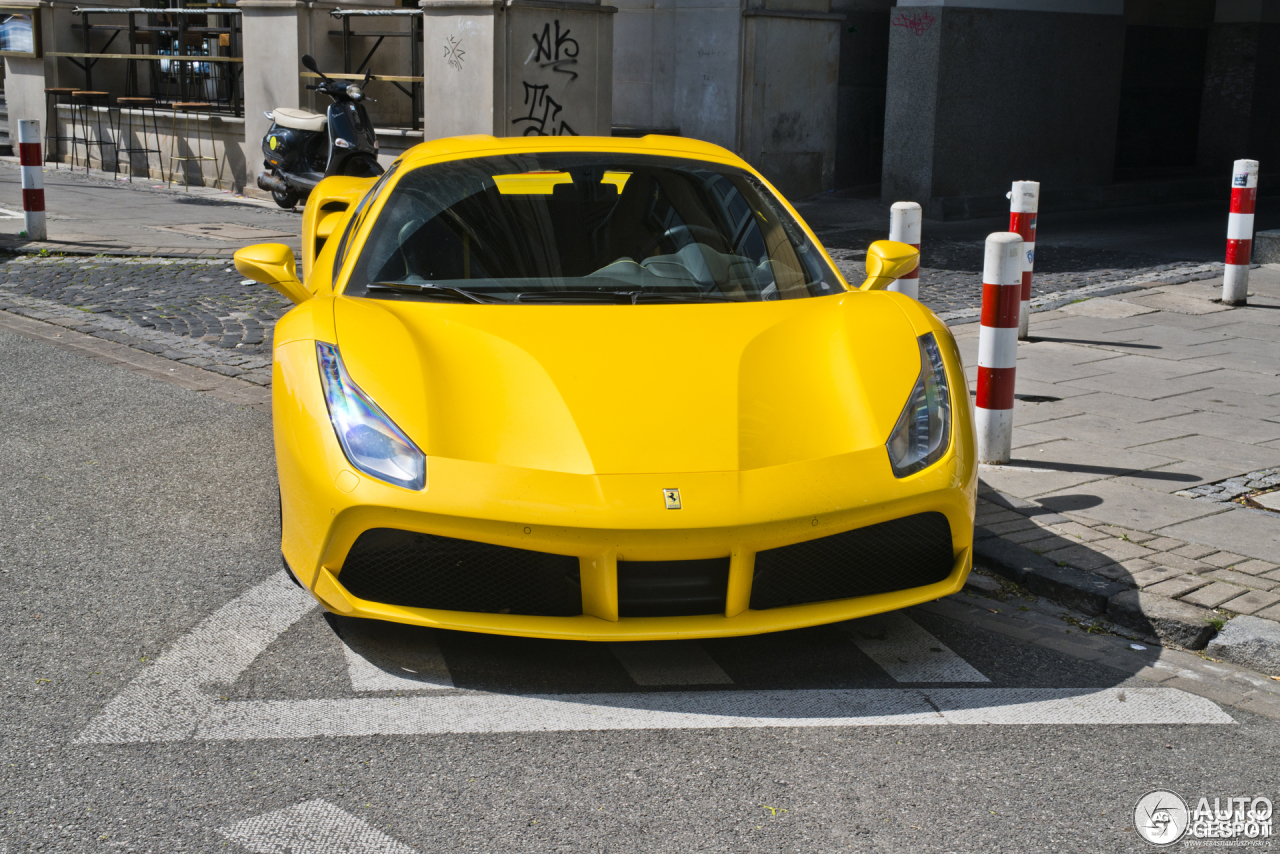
443 35 465 71
512 82 577 136
890 11 934 35
528 20 579 80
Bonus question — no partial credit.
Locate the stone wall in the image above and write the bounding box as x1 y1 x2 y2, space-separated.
882 2 1126 219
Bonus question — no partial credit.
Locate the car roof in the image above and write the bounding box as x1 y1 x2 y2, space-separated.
397 134 751 172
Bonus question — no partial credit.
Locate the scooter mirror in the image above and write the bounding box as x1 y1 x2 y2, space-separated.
301 54 319 73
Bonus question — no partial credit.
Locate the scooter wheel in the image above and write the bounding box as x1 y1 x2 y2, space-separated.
272 187 301 209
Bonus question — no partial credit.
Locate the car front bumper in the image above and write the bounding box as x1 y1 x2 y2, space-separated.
274 338 978 641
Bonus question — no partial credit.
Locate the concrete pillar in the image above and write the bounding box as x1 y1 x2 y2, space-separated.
881 0 1126 219
3 2 55 148
238 0 311 170
1196 0 1280 175
420 0 614 139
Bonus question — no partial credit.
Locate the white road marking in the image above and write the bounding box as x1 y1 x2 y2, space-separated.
77 572 1234 744
76 570 316 744
609 640 734 686
845 611 990 683
217 799 415 854
340 624 454 693
186 687 1229 738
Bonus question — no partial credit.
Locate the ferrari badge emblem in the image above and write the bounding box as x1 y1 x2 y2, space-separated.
663 488 682 510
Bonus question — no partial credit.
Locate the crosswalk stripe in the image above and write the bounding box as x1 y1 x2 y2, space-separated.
844 611 990 683
340 626 454 693
185 687 1231 740
217 799 416 854
609 640 734 686
74 573 1235 745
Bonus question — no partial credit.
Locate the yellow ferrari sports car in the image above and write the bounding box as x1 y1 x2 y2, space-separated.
235 133 976 641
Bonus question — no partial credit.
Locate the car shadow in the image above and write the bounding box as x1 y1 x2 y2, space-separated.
987 459 1201 482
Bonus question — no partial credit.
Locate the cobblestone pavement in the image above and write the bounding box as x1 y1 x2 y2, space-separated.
0 256 288 385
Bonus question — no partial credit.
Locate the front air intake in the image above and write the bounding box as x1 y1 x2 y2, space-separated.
617 558 731 617
749 512 954 610
337 528 582 616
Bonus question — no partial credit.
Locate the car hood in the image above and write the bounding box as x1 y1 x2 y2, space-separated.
332 293 922 476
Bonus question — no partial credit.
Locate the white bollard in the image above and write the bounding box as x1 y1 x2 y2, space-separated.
1224 159 1258 306
1007 181 1039 339
976 232 1024 465
888 201 921 299
18 120 46 242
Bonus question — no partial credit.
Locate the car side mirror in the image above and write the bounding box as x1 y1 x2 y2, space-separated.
859 240 920 291
234 243 311 305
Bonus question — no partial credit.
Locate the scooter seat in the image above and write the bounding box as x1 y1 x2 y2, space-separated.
273 107 326 132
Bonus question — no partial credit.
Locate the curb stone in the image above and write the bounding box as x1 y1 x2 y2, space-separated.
1106 590 1218 651
1206 616 1280 676
973 537 1126 615
973 536 1221 649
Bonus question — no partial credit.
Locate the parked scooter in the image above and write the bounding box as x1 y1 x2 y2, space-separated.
257 54 383 209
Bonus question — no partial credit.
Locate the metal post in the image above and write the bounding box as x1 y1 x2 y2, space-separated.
177 10 188 103
82 11 93 89
127 11 137 97
976 232 1023 465
343 14 351 73
888 202 921 300
1224 159 1259 306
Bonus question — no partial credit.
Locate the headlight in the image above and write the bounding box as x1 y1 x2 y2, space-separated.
316 342 425 490
346 84 363 100
886 332 951 477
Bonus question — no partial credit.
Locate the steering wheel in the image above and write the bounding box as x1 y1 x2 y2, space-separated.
638 222 728 259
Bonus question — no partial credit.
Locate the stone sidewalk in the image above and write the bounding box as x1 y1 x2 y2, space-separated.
0 159 303 258
955 268 1280 675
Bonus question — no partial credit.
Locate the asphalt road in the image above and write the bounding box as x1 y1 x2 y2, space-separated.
2 326 1278 853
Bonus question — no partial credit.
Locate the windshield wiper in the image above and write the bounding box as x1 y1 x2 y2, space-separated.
515 290 738 304
515 290 641 304
367 282 494 303
633 292 736 303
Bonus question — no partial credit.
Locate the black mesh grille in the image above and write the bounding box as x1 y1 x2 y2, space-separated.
750 512 954 610
337 528 582 616
617 558 730 617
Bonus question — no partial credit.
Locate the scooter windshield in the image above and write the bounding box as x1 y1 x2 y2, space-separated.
341 153 842 303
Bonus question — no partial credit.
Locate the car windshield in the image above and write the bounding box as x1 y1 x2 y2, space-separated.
342 153 843 304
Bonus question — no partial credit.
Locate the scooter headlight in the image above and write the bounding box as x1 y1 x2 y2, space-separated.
316 342 425 490
886 332 952 478
346 84 363 100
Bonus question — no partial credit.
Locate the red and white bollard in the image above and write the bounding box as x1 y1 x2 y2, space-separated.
1007 181 1038 339
888 201 921 299
976 232 1024 464
1008 181 1038 338
1224 159 1258 306
18 120 46 242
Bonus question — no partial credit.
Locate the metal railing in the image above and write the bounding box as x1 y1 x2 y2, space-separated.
325 7 422 130
54 5 243 116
